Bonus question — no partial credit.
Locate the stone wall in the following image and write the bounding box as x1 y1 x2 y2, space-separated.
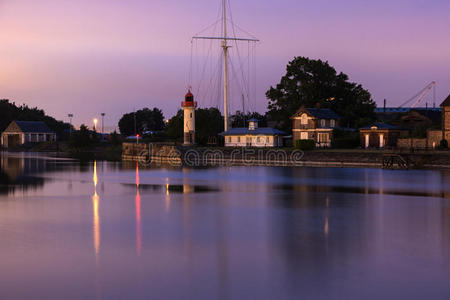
427 130 442 149
397 138 427 149
122 143 182 165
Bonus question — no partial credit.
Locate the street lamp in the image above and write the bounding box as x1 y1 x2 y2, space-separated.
101 113 105 134
68 114 73 135
93 118 98 131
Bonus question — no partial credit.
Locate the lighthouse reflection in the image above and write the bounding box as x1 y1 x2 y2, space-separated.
135 162 142 256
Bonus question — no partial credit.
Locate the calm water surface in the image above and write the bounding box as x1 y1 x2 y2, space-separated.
1 153 450 299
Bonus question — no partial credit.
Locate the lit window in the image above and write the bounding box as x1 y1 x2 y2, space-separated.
301 114 308 125
318 133 329 143
228 136 231 143
266 137 270 143
237 136 241 143
257 137 261 143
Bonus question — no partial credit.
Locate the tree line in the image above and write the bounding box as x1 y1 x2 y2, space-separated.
0 100 71 138
118 56 376 144
1 57 377 146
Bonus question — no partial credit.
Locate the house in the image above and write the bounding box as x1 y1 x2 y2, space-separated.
359 123 404 149
291 106 340 147
220 119 286 147
442 95 450 143
1 121 56 148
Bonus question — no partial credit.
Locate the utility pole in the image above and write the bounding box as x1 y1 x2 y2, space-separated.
101 113 105 134
68 114 73 135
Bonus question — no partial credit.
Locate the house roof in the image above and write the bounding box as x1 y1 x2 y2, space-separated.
360 123 399 130
292 107 340 119
220 127 287 136
441 95 450 107
13 121 54 133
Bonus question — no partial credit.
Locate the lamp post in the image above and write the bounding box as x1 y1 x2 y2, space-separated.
68 114 73 135
93 118 98 132
101 113 105 134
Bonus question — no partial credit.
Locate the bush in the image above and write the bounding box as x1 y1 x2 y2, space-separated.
295 139 315 151
332 129 360 149
440 139 448 149
332 136 360 149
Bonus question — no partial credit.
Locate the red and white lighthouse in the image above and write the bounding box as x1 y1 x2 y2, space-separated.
181 90 197 145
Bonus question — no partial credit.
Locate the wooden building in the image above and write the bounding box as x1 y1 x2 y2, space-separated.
220 119 286 147
291 106 340 148
359 123 403 149
1 121 56 148
442 95 450 143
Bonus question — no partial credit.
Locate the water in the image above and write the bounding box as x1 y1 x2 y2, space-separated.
1 153 450 300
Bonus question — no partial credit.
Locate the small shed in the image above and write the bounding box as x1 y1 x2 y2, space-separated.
359 123 403 149
1 121 56 148
220 119 287 147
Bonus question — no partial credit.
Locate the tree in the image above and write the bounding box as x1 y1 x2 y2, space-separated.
165 108 224 145
165 110 184 140
0 99 71 139
118 107 165 136
266 57 376 132
231 111 267 128
69 124 92 148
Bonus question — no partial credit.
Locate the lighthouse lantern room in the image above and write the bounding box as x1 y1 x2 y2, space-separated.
181 90 197 145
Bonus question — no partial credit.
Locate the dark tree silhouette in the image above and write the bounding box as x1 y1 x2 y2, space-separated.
266 57 376 131
118 108 165 136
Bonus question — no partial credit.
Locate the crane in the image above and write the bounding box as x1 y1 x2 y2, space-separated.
398 81 436 108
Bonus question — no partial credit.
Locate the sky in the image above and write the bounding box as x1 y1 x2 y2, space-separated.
0 0 449 131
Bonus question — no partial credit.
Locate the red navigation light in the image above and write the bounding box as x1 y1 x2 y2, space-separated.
136 134 140 138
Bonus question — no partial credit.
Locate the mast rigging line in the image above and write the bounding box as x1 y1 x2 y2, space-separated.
189 0 259 131
192 36 259 42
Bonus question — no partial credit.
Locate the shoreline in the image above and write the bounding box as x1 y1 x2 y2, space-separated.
121 143 450 170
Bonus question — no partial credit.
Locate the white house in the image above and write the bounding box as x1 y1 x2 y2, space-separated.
220 119 287 147
1 121 56 148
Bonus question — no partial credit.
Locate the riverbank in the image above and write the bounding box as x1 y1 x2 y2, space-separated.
121 143 450 170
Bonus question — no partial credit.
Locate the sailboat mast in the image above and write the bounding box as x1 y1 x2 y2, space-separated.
192 0 259 131
222 0 229 131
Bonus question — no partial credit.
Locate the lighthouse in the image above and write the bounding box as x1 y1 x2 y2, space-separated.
182 89 197 145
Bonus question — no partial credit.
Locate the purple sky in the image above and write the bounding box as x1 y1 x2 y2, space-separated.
0 0 449 131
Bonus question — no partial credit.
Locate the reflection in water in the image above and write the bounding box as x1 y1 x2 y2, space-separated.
1 154 450 299
165 177 171 212
135 162 142 256
92 161 100 257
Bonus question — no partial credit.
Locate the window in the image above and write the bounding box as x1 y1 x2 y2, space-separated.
320 119 326 127
237 136 241 143
190 113 192 118
266 137 270 143
318 133 329 143
330 119 335 127
228 136 231 143
301 114 308 125
300 132 308 140
257 136 261 143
